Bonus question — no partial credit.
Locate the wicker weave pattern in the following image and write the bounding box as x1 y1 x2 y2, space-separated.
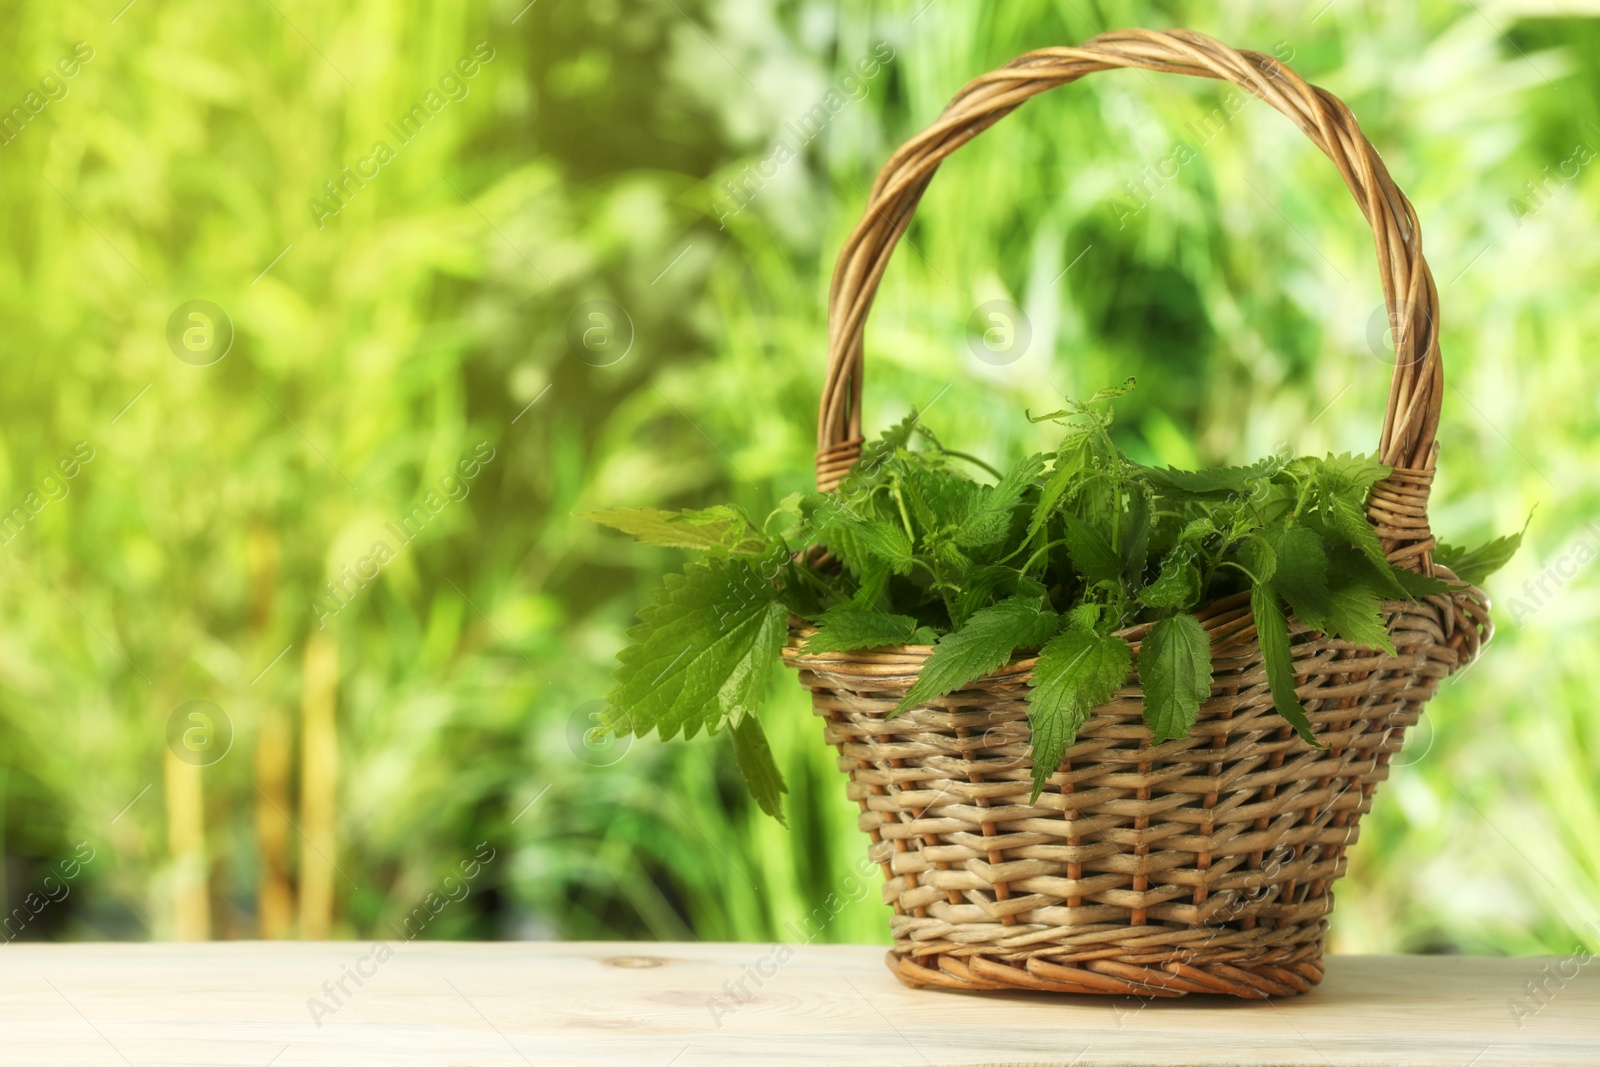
785 584 1490 998
790 29 1489 997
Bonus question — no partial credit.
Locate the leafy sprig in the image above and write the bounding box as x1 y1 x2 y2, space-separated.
584 382 1517 818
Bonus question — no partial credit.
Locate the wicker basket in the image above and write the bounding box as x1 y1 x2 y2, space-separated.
780 29 1494 999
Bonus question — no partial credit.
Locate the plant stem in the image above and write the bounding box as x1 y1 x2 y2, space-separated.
939 449 1003 480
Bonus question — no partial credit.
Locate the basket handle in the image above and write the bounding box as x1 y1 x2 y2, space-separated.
817 28 1442 567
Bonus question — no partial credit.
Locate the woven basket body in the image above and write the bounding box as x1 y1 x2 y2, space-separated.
784 588 1487 998
787 30 1494 998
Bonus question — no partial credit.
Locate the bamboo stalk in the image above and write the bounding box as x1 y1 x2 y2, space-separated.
247 527 294 938
255 704 295 938
297 634 339 939
164 747 209 940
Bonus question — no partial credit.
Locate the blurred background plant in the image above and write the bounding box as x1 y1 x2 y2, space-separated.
0 0 1595 956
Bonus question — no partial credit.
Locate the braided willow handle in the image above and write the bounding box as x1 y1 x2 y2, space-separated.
817 28 1444 565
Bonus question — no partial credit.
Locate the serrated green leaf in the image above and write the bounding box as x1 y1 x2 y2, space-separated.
1089 376 1138 402
852 561 891 609
934 537 972 574
1027 630 1133 799
730 714 788 826
1026 437 1090 541
949 567 1046 630
1140 550 1201 610
803 605 921 654
1065 602 1102 631
1251 583 1320 747
808 493 916 577
1314 452 1392 496
1384 563 1454 599
1138 613 1212 742
1240 534 1278 585
1178 516 1218 544
1144 454 1285 495
606 557 787 740
1322 549 1397 655
1320 480 1392 575
1436 530 1525 586
1121 487 1152 581
955 453 1045 550
582 505 769 554
1064 514 1122 585
905 465 974 534
1263 524 1331 631
893 597 1060 715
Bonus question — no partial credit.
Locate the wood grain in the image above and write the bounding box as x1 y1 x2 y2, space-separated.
0 943 1594 1066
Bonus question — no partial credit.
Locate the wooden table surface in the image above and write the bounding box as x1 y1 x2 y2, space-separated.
1 942 1595 1066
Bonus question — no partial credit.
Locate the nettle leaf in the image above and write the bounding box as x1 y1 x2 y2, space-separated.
803 605 921 654
955 453 1045 550
893 597 1060 716
1322 548 1397 655
730 714 788 826
1027 630 1133 800
1240 534 1278 585
1178 517 1217 544
1063 515 1122 585
906 465 974 534
1385 563 1454 599
1027 438 1090 541
1251 584 1319 746
582 505 769 555
1316 452 1392 496
949 567 1046 631
852 561 891 609
1145 455 1285 495
1138 613 1213 742
1319 480 1392 577
808 494 915 577
1121 487 1152 581
1065 602 1102 632
934 537 973 574
1089 376 1138 402
1437 529 1525 586
854 519 915 574
606 557 787 741
1264 524 1331 631
1140 550 1201 610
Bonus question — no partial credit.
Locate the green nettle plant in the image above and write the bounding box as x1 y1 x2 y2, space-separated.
586 382 1520 822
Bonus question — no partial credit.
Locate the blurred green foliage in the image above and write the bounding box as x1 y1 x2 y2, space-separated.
0 0 1595 956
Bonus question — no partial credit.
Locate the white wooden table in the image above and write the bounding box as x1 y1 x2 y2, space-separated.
1 942 1595 1066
